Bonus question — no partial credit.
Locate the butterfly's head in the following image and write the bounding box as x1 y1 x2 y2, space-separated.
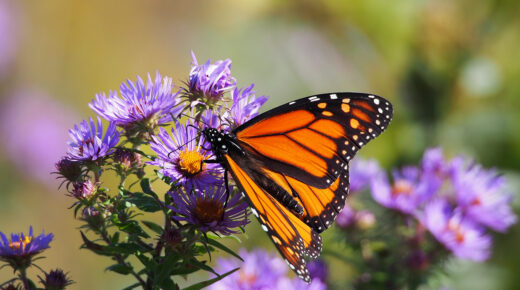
202 128 240 156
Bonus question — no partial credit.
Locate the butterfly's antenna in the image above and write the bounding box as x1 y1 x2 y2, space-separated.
167 134 200 159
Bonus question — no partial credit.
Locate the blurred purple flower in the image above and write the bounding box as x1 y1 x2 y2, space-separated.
170 186 249 235
349 158 382 193
0 90 76 188
66 117 120 162
451 157 517 232
370 166 436 214
307 259 328 282
188 51 235 102
224 84 268 128
0 0 18 78
421 148 450 177
148 122 222 190
275 276 326 290
0 227 53 268
210 249 286 290
419 199 491 262
336 204 356 228
210 249 324 290
89 72 181 129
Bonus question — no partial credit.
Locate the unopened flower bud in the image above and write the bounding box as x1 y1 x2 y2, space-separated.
355 210 376 230
39 268 73 290
71 180 96 199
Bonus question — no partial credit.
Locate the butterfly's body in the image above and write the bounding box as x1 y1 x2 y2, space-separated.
202 128 305 216
202 92 393 282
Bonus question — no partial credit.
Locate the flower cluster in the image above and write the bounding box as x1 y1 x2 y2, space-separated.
49 52 268 289
0 227 71 289
334 148 517 288
210 249 327 290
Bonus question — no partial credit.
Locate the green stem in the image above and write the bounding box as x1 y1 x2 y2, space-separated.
19 267 29 290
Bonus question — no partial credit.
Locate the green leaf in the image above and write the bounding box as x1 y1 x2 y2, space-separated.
154 253 179 288
126 193 162 212
111 215 150 238
206 232 242 244
141 220 163 235
106 264 133 275
122 283 141 290
188 258 218 276
182 268 239 290
140 178 158 197
205 238 243 261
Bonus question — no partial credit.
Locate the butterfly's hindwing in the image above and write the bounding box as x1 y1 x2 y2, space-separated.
225 155 321 282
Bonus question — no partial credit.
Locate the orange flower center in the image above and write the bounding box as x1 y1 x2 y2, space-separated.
9 236 32 251
194 199 224 224
177 149 207 176
238 272 258 285
447 220 465 244
392 179 413 196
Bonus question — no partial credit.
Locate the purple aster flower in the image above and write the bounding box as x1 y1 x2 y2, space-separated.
148 122 222 191
169 186 249 235
210 249 325 289
89 72 182 132
370 166 436 214
188 51 235 102
210 249 288 290
0 90 77 188
38 269 74 290
451 157 517 232
418 199 491 262
349 158 382 193
336 204 356 228
0 227 53 269
170 186 249 235
223 84 268 129
66 117 120 162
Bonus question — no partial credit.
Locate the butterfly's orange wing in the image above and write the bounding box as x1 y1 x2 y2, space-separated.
225 156 321 282
261 168 349 233
234 93 392 189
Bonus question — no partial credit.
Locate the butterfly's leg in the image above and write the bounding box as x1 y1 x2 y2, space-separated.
223 169 230 208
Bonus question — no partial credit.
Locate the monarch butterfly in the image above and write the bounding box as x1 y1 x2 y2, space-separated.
202 92 393 282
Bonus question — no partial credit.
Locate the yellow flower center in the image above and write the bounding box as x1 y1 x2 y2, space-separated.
9 236 32 251
177 149 207 176
194 199 224 224
392 179 413 196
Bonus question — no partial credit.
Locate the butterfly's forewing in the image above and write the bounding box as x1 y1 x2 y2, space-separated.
225 155 321 282
234 93 392 189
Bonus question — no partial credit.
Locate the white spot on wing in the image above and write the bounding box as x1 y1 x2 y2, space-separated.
261 225 268 232
374 98 380 105
330 94 338 99
289 101 296 105
251 208 259 217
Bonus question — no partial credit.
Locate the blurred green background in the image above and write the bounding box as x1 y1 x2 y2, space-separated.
1 0 520 289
